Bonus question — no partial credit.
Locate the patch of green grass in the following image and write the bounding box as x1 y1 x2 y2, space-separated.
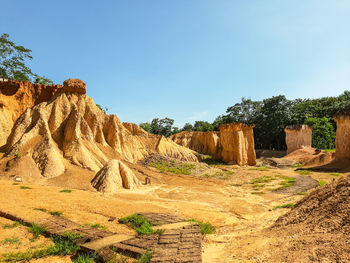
150 160 195 175
33 208 48 212
329 172 342 176
273 175 296 190
119 214 155 235
20 186 32 189
296 192 308 195
2 233 80 262
295 170 312 175
250 176 275 184
80 223 106 230
72 253 97 263
187 219 215 235
1 237 20 245
291 163 303 168
251 191 264 195
319 180 327 186
2 221 23 229
12 183 19 185
61 232 84 240
272 203 295 210
28 223 46 240
323 149 335 153
49 211 63 217
60 189 72 193
201 170 234 180
249 165 270 171
135 249 153 263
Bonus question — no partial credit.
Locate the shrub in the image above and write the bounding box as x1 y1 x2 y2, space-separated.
305 117 336 149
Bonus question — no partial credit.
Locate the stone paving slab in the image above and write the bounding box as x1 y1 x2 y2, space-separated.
138 212 185 225
80 234 133 252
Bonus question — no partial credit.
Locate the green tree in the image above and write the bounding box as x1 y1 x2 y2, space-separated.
0 33 52 83
139 122 151 133
305 117 335 149
150 118 175 137
181 123 194 131
193 121 213 132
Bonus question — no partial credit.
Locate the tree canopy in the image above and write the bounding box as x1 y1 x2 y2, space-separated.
0 33 52 84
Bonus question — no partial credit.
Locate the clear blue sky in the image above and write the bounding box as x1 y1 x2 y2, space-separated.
1 0 350 127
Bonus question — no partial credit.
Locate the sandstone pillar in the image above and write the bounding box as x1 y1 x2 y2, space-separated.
334 112 350 160
284 125 312 154
219 123 256 166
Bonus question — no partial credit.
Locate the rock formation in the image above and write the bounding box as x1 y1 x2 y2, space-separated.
169 131 221 159
219 123 256 166
63 78 86 94
334 109 350 160
170 123 256 166
0 80 61 146
285 125 312 154
91 159 140 193
1 79 198 179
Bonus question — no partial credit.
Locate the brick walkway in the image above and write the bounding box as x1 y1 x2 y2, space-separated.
0 211 202 263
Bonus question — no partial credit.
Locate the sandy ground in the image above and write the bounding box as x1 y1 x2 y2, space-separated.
0 159 347 262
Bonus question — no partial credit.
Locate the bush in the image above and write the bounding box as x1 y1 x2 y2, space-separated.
305 117 335 149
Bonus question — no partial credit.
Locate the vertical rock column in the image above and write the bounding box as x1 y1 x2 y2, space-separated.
219 123 256 166
334 112 350 160
284 125 312 154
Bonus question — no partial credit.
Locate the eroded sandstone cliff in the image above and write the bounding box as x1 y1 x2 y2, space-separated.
285 125 312 154
334 110 350 160
1 79 198 179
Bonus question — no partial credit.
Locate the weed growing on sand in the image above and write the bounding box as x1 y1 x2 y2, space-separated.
150 160 195 175
323 149 335 153
2 221 23 229
61 232 84 240
12 183 19 185
295 170 312 175
296 192 308 195
329 172 342 176
250 176 275 184
3 234 80 262
72 253 97 263
119 214 155 235
291 163 303 168
28 223 46 240
272 175 296 191
251 191 264 195
14 152 19 158
249 165 270 171
80 223 106 230
201 170 234 180
60 189 72 193
187 219 215 235
1 237 20 245
135 249 153 263
230 183 242 187
33 208 48 212
272 203 295 210
319 180 327 186
49 211 63 217
20 186 32 189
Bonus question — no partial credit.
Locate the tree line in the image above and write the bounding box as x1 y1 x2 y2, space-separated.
140 92 350 150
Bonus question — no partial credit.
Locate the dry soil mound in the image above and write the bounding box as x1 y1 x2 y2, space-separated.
283 146 335 167
274 174 350 234
91 159 140 193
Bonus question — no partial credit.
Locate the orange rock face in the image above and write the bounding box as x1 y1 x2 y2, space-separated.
334 113 350 160
170 123 256 166
63 78 86 94
0 80 62 146
169 131 221 159
284 125 312 154
219 123 256 166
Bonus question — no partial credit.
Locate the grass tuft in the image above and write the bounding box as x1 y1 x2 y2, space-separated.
273 203 295 210
60 189 72 193
2 221 23 229
329 172 342 176
319 180 327 186
135 249 153 263
80 223 106 230
20 186 32 189
296 192 308 195
1 237 20 245
72 253 97 263
119 214 155 235
187 219 215 235
28 223 46 240
295 170 312 175
250 176 275 184
49 211 63 217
